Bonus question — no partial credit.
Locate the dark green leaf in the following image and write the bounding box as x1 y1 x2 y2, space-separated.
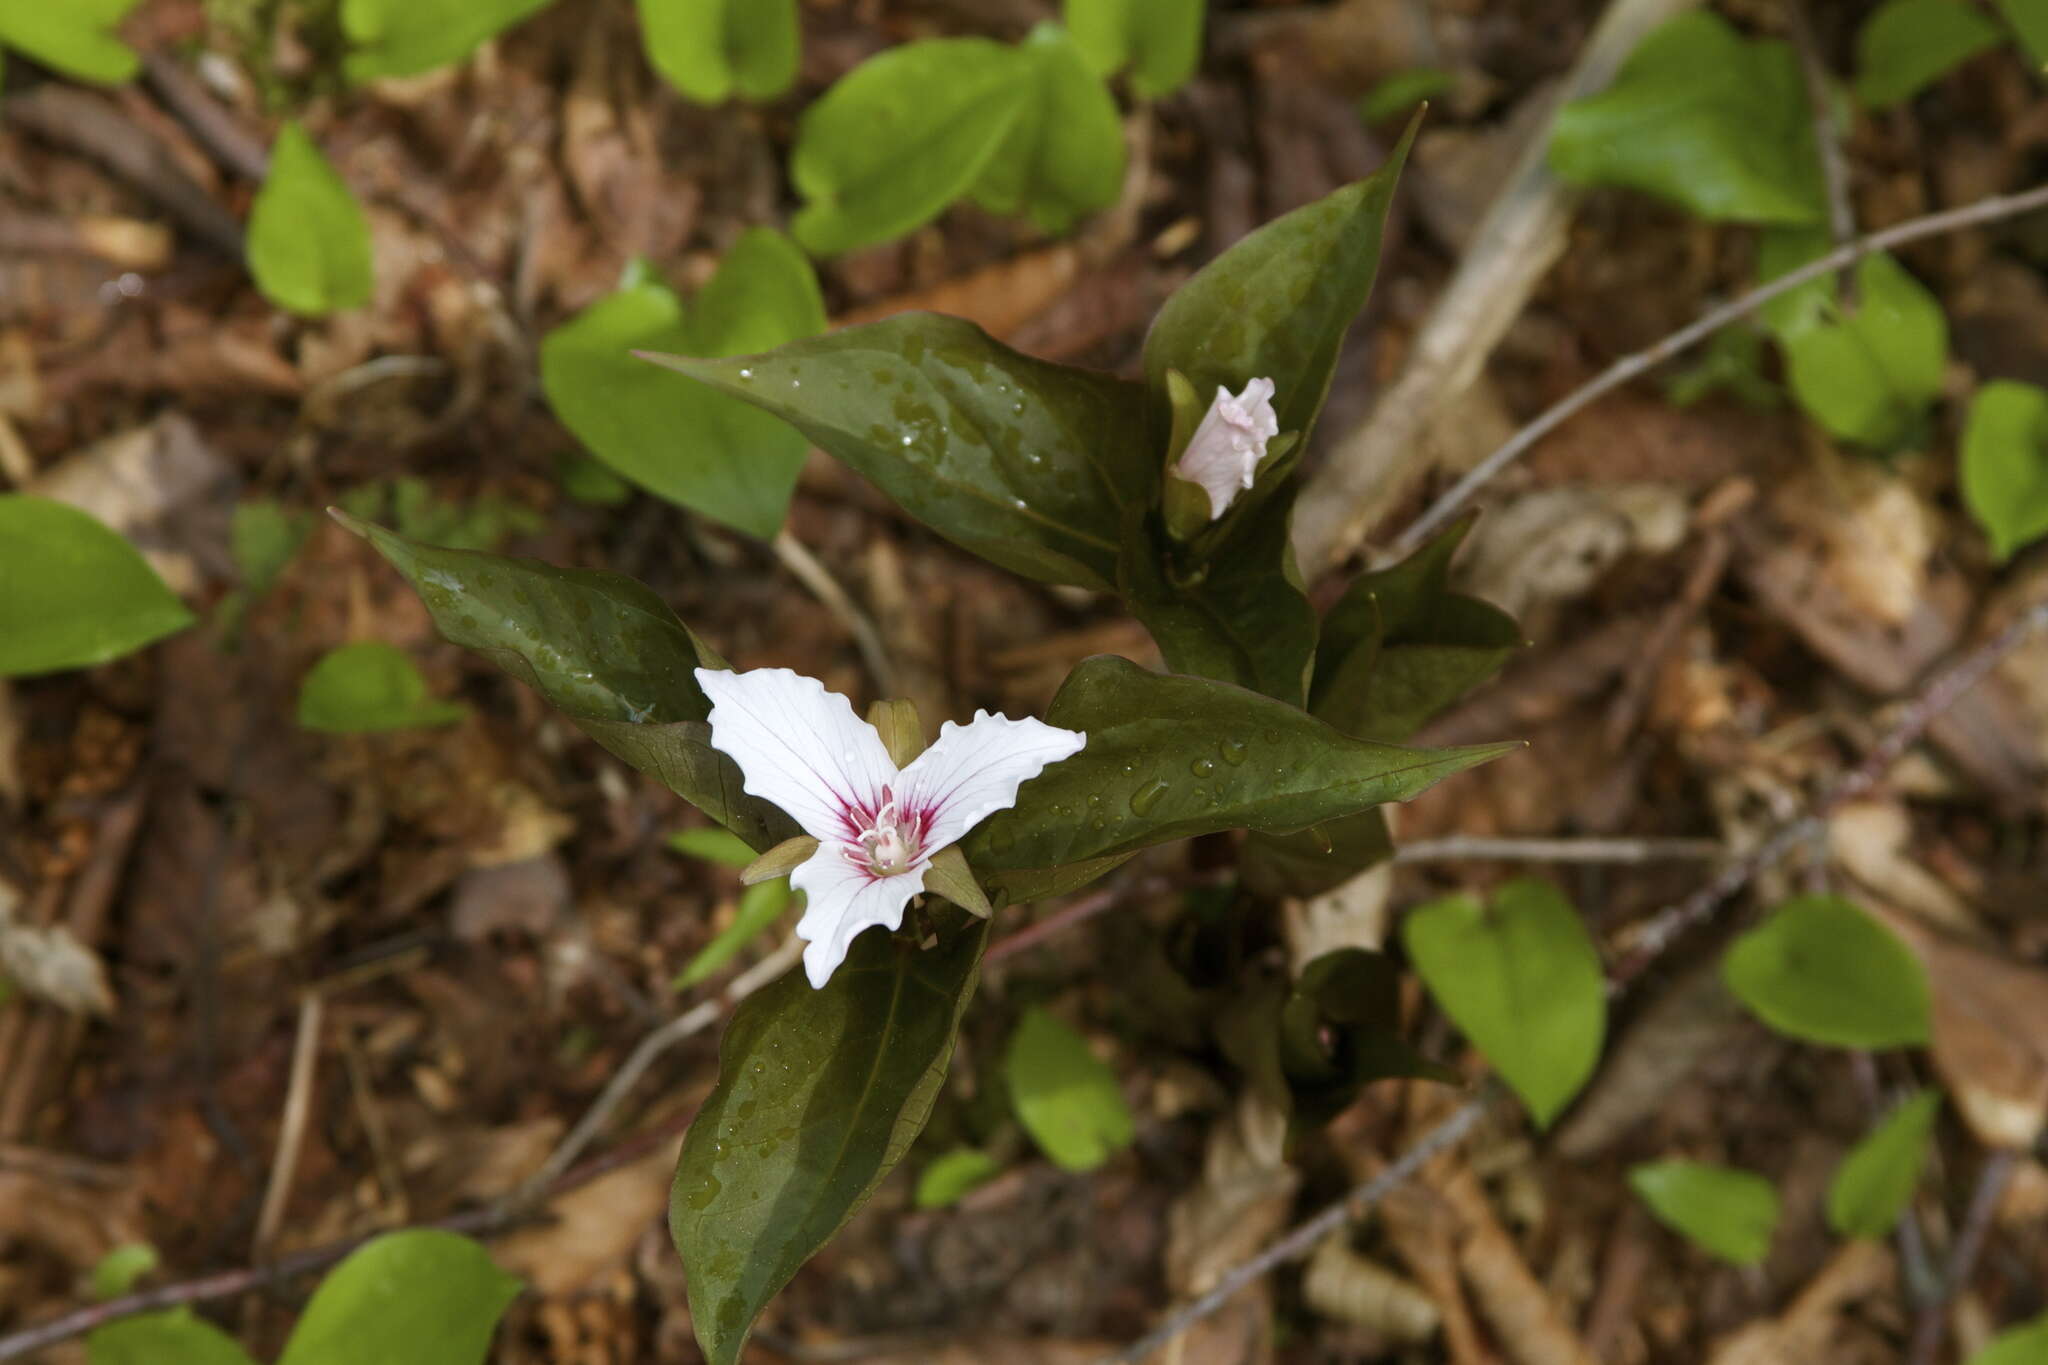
636 0 797 103
791 39 1030 255
969 24 1126 235
1144 118 1417 444
247 123 373 316
340 0 553 82
673 917 989 1365
1062 0 1204 97
641 314 1154 589
1279 948 1457 1125
965 655 1514 880
556 451 635 506
1119 487 1319 702
1240 808 1392 900
1967 1315 2048 1365
1722 894 1931 1048
0 495 193 678
1402 879 1604 1127
89 1310 256 1365
672 879 793 990
1827 1090 1940 1239
275 1230 520 1365
1663 325 1782 411
297 641 466 734
1548 12 1825 224
1855 0 2001 107
914 1147 1001 1209
1962 379 2048 560
1996 0 2048 66
1003 1006 1135 1171
1313 514 1520 743
335 515 796 850
543 231 825 538
1628 1160 1780 1266
1359 67 1453 122
0 0 139 83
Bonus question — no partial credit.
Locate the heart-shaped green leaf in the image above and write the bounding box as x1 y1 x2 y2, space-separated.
1854 0 2001 108
1628 1160 1780 1266
247 122 373 317
674 917 989 1365
636 0 796 104
791 38 1031 255
0 0 140 83
1765 247 1947 451
1063 0 1204 97
1722 894 1931 1049
542 231 826 538
968 24 1126 235
1143 116 1417 445
0 495 194 678
297 641 467 734
336 514 796 850
1549 12 1824 225
641 314 1154 589
1403 878 1605 1128
1962 379 2048 560
275 1230 520 1365
340 0 552 82
1827 1089 1940 1240
1004 1006 1136 1171
1313 514 1520 742
964 655 1513 881
89 1310 256 1365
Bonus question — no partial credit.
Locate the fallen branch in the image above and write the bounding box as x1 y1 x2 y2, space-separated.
1389 181 2048 558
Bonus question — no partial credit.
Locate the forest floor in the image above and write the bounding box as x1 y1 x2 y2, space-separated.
3 1 2047 1362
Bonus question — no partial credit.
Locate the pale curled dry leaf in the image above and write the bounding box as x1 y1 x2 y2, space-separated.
1826 800 1972 932
1303 1235 1441 1344
1165 1091 1299 1296
1281 858 1393 973
1456 483 1687 619
0 911 115 1015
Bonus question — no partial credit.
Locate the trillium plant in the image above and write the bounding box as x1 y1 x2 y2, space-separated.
337 116 1523 1365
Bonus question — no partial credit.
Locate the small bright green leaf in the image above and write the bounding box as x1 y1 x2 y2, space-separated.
542 231 825 538
91 1243 160 1301
336 515 797 851
247 123 373 317
375 476 542 552
1549 12 1825 224
914 1147 1001 1209
231 499 313 596
1062 0 1204 97
296 641 466 734
1359 67 1452 122
1771 251 1947 449
1962 379 2048 559
969 24 1126 235
1664 325 1782 410
1004 1006 1135 1172
669 826 759 867
1723 895 1932 1048
1855 0 2001 107
341 0 553 82
0 495 194 678
1629 1160 1780 1266
1145 118 1417 444
672 879 792 990
1402 878 1604 1127
791 39 1030 255
636 0 796 103
89 1310 256 1365
674 917 989 1365
1997 0 2048 66
1967 1314 2048 1365
275 1230 520 1365
641 314 1154 589
967 655 1514 888
556 452 633 506
1828 1090 1941 1240
0 0 140 83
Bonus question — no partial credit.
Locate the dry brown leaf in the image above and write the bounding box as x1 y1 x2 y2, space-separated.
1703 1240 1892 1365
1304 1234 1441 1343
495 1139 675 1295
1827 801 1973 932
1458 484 1686 619
1165 1091 1299 1295
833 244 1083 342
0 1170 142 1271
449 854 571 941
1439 1166 1597 1365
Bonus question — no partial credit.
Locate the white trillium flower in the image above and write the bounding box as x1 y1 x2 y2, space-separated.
695 667 1087 988
1173 377 1280 520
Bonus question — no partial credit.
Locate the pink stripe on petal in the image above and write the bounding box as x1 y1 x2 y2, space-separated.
896 710 1086 856
696 667 899 843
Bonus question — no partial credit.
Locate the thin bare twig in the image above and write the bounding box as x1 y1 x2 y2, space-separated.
1104 600 2048 1362
1391 181 2048 556
773 530 898 698
1783 0 1856 270
1906 1150 2019 1365
250 993 325 1259
1393 835 1725 865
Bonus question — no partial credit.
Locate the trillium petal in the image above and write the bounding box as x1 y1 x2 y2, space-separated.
696 667 899 842
789 845 929 988
897 711 1087 854
1174 377 1280 519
